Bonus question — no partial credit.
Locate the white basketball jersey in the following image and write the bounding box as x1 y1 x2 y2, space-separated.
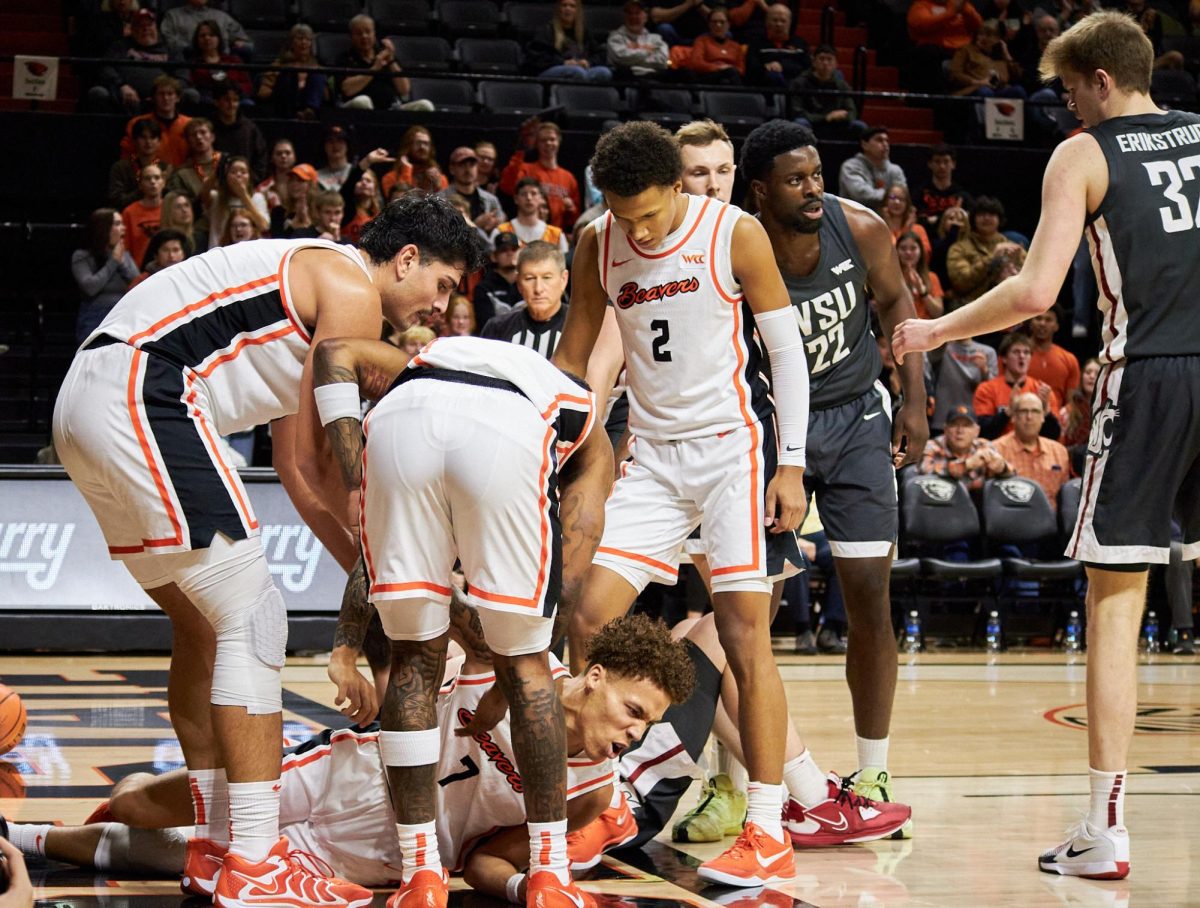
407 336 598 465
435 657 616 871
90 238 370 435
593 195 773 440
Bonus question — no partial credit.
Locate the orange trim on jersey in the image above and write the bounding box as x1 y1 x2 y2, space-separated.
359 445 379 589
596 546 678 577
708 205 743 305
108 544 146 555
184 373 258 533
529 423 557 610
126 348 185 550
568 770 615 796
627 197 712 259
543 392 596 465
372 580 455 596
193 325 297 379
126 274 278 346
276 247 313 345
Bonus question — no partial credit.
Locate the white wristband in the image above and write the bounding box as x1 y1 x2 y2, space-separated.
314 382 362 427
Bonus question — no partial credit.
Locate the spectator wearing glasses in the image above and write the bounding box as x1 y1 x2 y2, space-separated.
973 332 1060 439
680 8 747 85
992 392 1072 511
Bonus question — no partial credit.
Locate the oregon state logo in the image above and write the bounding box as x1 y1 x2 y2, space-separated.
914 477 954 502
997 479 1035 504
615 277 700 309
1087 399 1118 457
1045 703 1200 734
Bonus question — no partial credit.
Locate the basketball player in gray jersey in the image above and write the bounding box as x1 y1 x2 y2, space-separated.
894 12 1200 880
740 121 928 822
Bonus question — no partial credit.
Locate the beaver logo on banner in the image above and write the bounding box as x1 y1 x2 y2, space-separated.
985 97 1024 142
13 56 59 101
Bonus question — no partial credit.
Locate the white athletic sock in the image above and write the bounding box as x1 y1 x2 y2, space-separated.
396 820 442 884
608 786 624 809
856 735 889 773
1088 768 1126 830
9 823 52 858
782 751 828 809
745 781 786 843
226 779 280 863
188 768 229 845
527 819 570 885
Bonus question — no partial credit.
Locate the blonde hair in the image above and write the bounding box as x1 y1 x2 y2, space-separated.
675 118 733 149
398 325 437 349
552 0 587 51
1039 11 1153 94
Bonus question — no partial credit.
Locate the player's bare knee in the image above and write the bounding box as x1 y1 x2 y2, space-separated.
108 773 158 825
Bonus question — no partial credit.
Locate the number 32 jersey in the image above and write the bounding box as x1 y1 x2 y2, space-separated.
594 195 773 440
1084 110 1200 363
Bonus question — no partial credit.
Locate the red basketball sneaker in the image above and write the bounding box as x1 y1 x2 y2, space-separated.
785 774 911 847
386 867 449 908
567 791 638 869
696 822 796 887
181 837 228 897
213 837 373 908
526 870 597 908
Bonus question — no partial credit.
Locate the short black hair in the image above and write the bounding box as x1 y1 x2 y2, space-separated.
358 191 489 272
969 194 1005 228
860 125 888 143
590 121 682 198
515 176 544 195
142 228 189 270
132 117 163 140
739 119 818 183
813 43 837 56
929 142 956 160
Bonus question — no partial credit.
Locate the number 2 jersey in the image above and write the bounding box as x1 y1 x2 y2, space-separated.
593 195 773 440
1083 110 1200 363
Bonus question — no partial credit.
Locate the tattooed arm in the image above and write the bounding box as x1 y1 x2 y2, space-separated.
312 337 413 490
552 421 613 649
450 589 493 669
328 557 380 725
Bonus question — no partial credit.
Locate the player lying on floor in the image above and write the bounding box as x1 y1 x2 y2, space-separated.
0 614 694 906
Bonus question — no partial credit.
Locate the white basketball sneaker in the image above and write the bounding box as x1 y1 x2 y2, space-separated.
1038 820 1130 880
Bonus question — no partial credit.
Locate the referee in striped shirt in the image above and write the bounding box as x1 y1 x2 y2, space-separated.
479 240 568 359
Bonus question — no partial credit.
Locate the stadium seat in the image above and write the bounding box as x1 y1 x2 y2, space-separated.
584 4 625 42
246 28 290 63
367 0 433 35
1150 68 1197 108
700 90 767 131
316 33 354 66
503 1 551 41
297 0 364 31
409 76 476 111
456 38 523 75
389 35 455 71
549 84 623 126
479 79 544 116
229 0 290 29
982 477 1083 645
1057 477 1082 547
637 87 696 128
438 0 502 38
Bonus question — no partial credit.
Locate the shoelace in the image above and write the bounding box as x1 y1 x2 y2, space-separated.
287 847 336 879
833 773 876 811
718 826 763 859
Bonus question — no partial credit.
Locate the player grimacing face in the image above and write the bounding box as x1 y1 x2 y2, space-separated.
577 668 672 761
679 141 736 203
755 146 824 235
605 182 685 249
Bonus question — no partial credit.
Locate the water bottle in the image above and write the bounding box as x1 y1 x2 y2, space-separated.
1144 610 1160 654
985 610 1003 653
902 610 922 653
1064 610 1083 654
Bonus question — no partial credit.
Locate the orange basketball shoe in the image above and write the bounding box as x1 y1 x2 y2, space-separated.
181 837 228 897
696 822 796 888
385 868 449 908
213 837 373 908
567 791 638 869
526 870 597 908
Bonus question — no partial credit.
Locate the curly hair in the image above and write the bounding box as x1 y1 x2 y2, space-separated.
590 121 682 198
739 119 818 183
585 614 695 704
359 191 489 272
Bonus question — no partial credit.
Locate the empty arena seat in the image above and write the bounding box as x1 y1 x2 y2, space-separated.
389 35 455 70
700 90 767 130
584 4 625 41
409 76 476 111
479 79 544 115
503 1 551 40
367 0 433 34
637 87 696 128
438 0 502 37
229 0 290 29
549 84 623 125
298 0 363 31
456 38 523 75
1058 477 1082 545
316 32 354 66
246 28 290 63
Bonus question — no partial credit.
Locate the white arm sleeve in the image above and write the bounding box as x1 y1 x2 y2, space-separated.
754 305 809 468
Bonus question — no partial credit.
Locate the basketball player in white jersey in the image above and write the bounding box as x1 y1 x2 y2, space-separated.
894 12 1200 879
2 616 694 906
51 194 489 907
310 335 614 908
554 121 811 888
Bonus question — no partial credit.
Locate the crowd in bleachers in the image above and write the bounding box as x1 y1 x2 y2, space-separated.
45 0 1197 651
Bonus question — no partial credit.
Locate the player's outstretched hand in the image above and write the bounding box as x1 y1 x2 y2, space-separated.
455 684 509 737
0 838 33 908
892 317 941 364
328 649 379 727
764 465 806 534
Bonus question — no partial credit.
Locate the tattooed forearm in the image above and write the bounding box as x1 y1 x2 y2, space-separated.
494 654 566 823
450 590 493 664
325 415 363 490
382 635 449 824
332 557 373 652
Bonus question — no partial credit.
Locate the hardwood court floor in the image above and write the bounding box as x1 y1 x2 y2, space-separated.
1 648 1196 908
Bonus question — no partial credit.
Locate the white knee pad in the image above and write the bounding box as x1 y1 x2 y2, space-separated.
474 608 554 657
174 536 286 715
374 598 450 641
710 577 773 597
